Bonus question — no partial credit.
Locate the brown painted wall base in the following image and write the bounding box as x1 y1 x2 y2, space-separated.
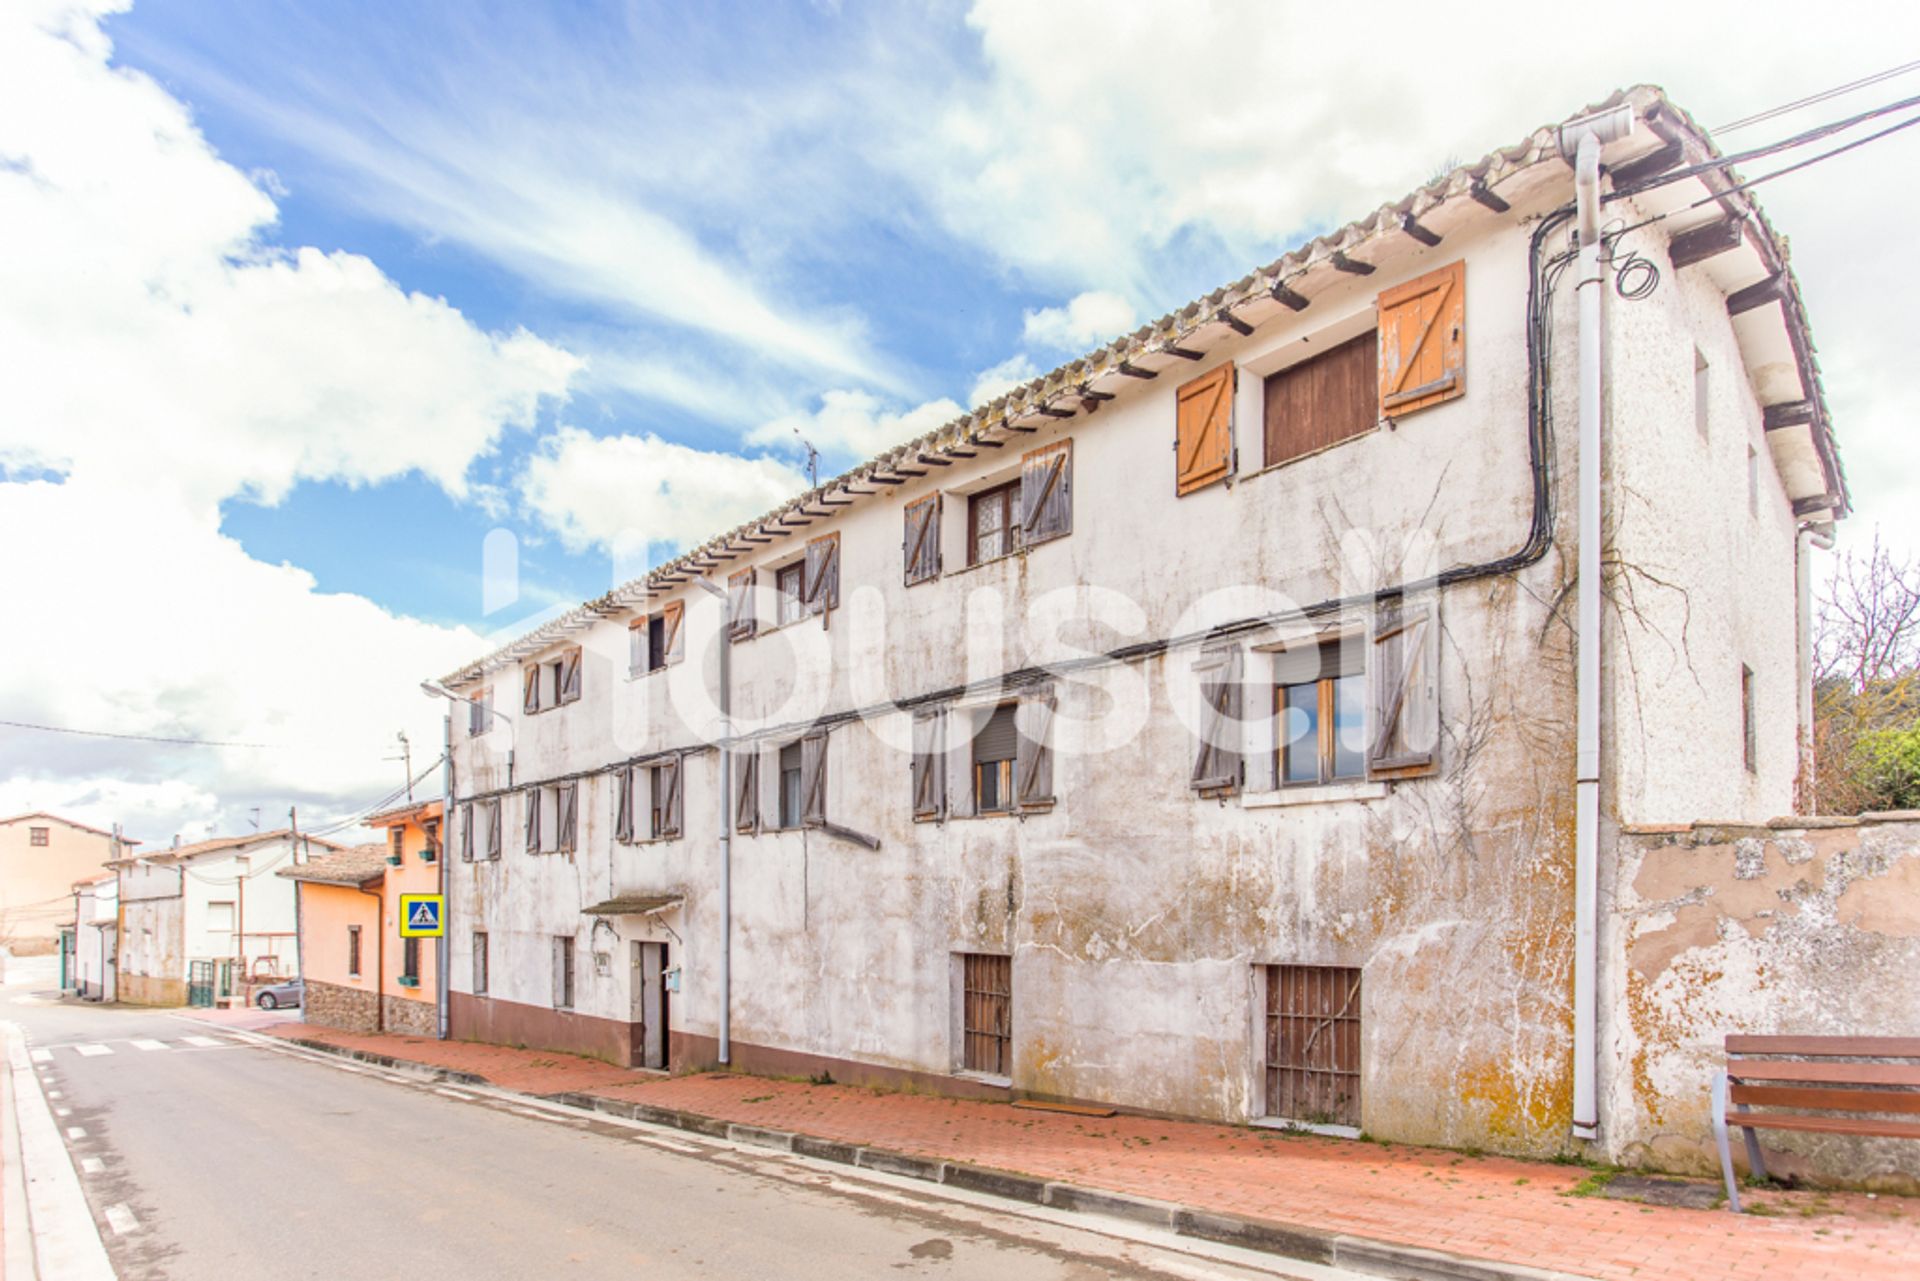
116 973 186 1007
669 1032 1013 1101
450 991 637 1067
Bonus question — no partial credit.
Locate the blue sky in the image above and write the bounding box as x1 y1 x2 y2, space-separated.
5 0 1918 841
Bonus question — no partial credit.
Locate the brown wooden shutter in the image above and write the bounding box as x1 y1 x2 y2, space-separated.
614 767 634 844
485 801 501 859
912 708 946 820
727 568 756 642
1369 601 1439 777
1263 332 1377 468
460 802 475 861
1020 440 1072 544
1015 685 1056 808
1190 646 1244 791
523 665 541 715
560 648 583 703
524 788 541 852
804 533 840 616
903 494 941 586
661 601 686 665
629 618 646 673
660 756 683 837
1378 260 1466 418
801 731 828 827
1175 364 1235 496
557 783 578 851
734 750 759 833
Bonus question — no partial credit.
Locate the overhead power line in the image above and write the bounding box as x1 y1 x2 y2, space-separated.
0 717 279 749
1715 58 1920 134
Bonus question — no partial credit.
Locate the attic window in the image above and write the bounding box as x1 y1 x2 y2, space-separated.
30 826 49 847
1263 332 1377 468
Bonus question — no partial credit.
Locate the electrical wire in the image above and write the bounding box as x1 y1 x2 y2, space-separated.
299 757 445 840
0 717 278 749
1714 58 1920 134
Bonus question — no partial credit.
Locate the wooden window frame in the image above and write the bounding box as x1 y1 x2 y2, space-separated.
1276 644 1366 789
967 481 1022 567
777 741 804 829
775 561 806 627
389 827 405 859
30 826 49 847
347 925 362 979
401 936 421 983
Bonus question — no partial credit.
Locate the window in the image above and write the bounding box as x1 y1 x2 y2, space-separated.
402 936 421 983
734 751 760 832
348 925 362 978
802 533 840 619
972 704 1017 814
390 827 405 859
1693 347 1710 438
484 799 502 860
461 803 475 861
632 602 685 675
207 900 236 934
556 782 578 852
776 562 806 626
778 741 803 828
1191 647 1244 793
968 482 1020 566
558 647 583 705
1175 363 1235 495
1020 439 1072 546
1742 664 1757 775
960 953 1012 1078
472 931 488 995
422 819 440 857
727 568 756 642
467 687 493 737
1277 642 1365 787
553 935 575 1009
1377 259 1465 419
904 494 942 585
649 759 683 839
1264 965 1361 1129
1748 445 1760 516
523 663 544 715
29 826 48 847
1263 331 1377 468
524 787 544 854
912 709 947 821
529 649 582 712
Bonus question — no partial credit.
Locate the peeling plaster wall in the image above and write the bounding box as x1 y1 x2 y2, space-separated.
444 185 1805 1155
1604 819 1920 1187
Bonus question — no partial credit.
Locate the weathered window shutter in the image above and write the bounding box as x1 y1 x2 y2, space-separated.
460 802 475 861
912 708 947 820
523 665 541 715
552 937 567 1007
1369 600 1440 777
903 495 941 586
804 533 840 617
557 783 578 851
614 767 634 844
662 756 683 837
629 618 646 674
486 801 502 860
661 601 686 665
800 731 828 827
1378 260 1466 418
560 648 583 703
524 788 541 852
1190 646 1244 790
734 750 759 833
727 568 756 642
1175 365 1235 495
1015 685 1056 808
1020 440 1072 544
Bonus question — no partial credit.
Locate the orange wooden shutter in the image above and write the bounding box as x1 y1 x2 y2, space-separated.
661 600 686 664
1377 260 1465 418
1174 364 1234 495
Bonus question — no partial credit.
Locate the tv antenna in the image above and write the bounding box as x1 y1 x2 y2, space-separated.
792 427 819 489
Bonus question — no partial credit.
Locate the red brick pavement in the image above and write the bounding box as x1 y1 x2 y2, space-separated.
262 1025 1920 1281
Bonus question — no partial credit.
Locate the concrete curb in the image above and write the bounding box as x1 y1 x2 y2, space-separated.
278 1037 489 1089
264 1036 1599 1281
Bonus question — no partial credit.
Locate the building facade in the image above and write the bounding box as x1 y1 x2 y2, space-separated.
283 801 443 1035
71 873 117 1001
0 812 133 953
113 830 333 1006
434 87 1863 1164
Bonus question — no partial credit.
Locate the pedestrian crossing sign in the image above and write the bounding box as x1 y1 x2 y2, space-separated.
398 894 445 938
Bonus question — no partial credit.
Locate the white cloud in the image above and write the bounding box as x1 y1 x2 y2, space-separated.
520 426 808 564
968 355 1037 409
1022 290 1135 351
745 390 965 463
0 1 576 841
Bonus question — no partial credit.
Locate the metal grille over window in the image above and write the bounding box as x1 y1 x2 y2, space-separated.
962 953 1012 1077
1264 964 1361 1129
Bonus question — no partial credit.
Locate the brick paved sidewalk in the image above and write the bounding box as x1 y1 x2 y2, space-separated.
264 1025 1918 1281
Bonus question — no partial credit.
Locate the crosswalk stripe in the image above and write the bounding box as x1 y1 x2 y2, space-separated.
179 1036 222 1048
74 1044 113 1057
29 1048 51 1063
66 1126 87 1140
81 1157 105 1175
104 1203 139 1235
130 1039 168 1051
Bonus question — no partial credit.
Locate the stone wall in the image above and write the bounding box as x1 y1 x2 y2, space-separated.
1604 814 1920 1189
383 993 436 1037
305 978 380 1034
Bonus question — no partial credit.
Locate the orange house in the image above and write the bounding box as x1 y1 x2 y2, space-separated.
280 800 442 1035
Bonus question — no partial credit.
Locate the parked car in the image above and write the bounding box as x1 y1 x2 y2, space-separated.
254 978 303 1011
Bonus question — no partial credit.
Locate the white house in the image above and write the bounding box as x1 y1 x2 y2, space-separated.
432 86 1878 1172
71 873 117 1002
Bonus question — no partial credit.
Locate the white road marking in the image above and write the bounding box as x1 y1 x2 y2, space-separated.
46 1090 61 1099
54 1107 70 1118
2 1022 117 1279
130 1039 167 1052
66 1127 87 1140
73 1044 112 1057
381 1074 411 1084
103 1204 139 1235
434 1088 476 1101
29 1048 51 1062
80 1158 105 1175
631 1134 703 1154
179 1036 222 1048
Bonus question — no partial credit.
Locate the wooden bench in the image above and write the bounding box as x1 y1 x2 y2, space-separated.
1713 1035 1920 1212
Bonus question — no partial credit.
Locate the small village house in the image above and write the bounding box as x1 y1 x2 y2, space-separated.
112 829 336 1006
282 800 443 1035
71 872 118 1001
0 811 136 953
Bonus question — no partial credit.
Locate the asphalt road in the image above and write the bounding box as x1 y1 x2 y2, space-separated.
2 984 1339 1281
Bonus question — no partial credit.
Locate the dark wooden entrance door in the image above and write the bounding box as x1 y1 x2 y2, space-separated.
630 941 668 1070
